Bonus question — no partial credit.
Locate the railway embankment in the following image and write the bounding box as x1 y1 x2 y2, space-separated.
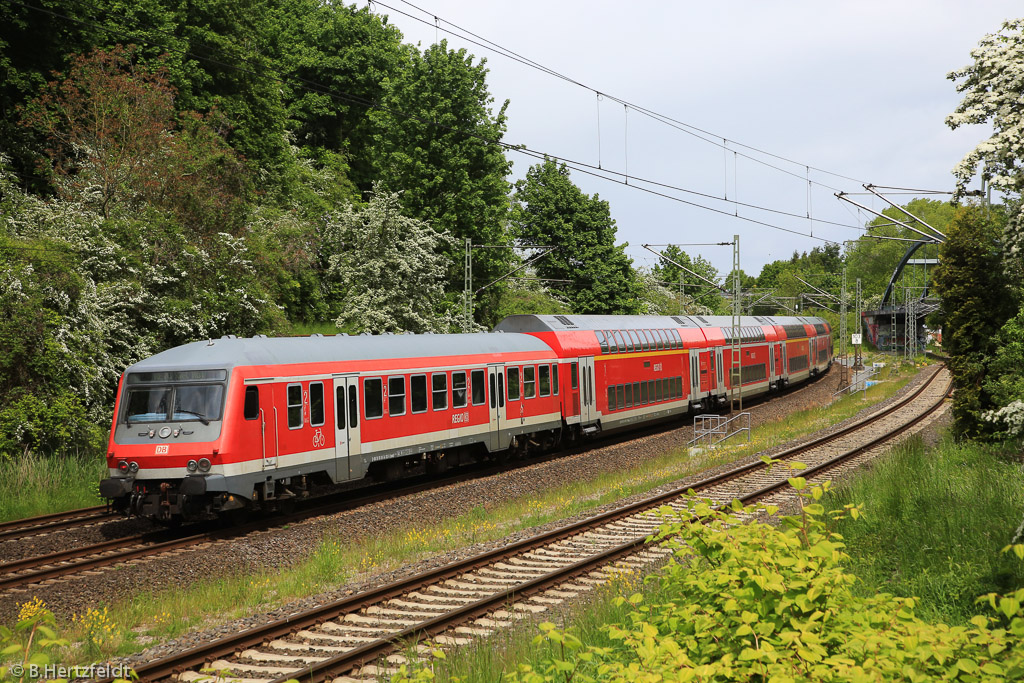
0 361 948 673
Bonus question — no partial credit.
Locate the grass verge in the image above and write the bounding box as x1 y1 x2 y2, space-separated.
0 451 105 522
6 360 923 665
829 433 1024 624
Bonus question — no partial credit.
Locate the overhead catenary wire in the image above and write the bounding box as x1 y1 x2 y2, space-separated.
386 0 873 191
9 0 861 245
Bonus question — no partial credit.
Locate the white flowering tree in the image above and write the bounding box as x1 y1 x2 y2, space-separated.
326 188 458 334
946 18 1024 198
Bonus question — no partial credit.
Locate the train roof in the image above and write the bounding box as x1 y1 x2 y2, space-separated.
494 314 828 333
125 332 554 374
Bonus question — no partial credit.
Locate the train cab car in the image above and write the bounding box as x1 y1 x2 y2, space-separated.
100 332 562 522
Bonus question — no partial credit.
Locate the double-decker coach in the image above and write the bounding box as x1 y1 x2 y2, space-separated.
494 313 831 438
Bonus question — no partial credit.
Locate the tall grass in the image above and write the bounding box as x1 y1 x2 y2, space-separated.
0 452 105 522
830 435 1024 624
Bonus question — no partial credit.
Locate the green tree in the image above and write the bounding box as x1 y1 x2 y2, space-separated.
512 159 642 315
277 1 405 190
368 40 513 316
650 244 725 314
21 46 250 234
932 206 1017 439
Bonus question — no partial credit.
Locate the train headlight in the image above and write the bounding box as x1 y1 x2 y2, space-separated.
186 460 198 473
117 460 129 473
198 458 211 473
128 461 139 474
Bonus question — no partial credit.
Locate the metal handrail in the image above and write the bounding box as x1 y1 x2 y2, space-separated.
688 411 751 447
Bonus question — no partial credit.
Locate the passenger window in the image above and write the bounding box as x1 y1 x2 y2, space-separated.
244 386 259 420
640 381 648 404
648 379 656 401
633 381 640 403
607 386 615 410
432 373 448 411
507 367 520 400
388 376 406 416
310 382 325 426
472 369 485 405
336 386 345 428
364 378 383 419
672 329 683 348
287 384 303 428
624 331 635 352
524 366 536 398
411 375 427 413
553 365 559 395
596 330 609 354
639 331 650 351
616 385 625 410
571 363 579 390
614 331 626 352
625 383 633 408
539 365 551 397
452 371 467 408
606 331 618 353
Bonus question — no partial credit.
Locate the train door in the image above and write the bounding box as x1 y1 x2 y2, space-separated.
579 356 597 423
715 348 725 391
259 383 278 471
699 351 710 393
688 352 700 402
332 376 360 481
487 364 505 450
569 361 580 420
769 344 776 382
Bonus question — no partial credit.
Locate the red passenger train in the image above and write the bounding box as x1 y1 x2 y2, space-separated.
100 314 831 522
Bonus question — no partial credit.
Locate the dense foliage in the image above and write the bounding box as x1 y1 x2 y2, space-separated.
2 5 1023 454
940 18 1024 438
933 207 1018 438
498 479 1024 683
0 5 652 454
511 159 642 315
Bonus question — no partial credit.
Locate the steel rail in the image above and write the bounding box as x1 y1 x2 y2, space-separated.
0 506 110 542
274 369 953 682
103 367 948 683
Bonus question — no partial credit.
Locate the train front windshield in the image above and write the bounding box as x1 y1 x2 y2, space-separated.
123 370 226 424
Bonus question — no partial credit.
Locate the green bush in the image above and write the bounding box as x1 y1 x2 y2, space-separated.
504 467 1024 682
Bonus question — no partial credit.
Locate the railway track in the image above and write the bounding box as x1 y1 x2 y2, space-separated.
0 366 840 593
0 505 112 543
100 366 951 683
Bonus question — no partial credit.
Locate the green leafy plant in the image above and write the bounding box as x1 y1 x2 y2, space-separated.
0 598 69 683
508 467 1024 682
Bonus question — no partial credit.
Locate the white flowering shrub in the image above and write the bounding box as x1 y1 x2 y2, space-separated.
0 155 282 454
947 19 1024 198
325 188 458 334
983 400 1024 437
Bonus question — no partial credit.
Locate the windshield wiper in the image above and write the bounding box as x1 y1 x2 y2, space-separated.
175 409 210 425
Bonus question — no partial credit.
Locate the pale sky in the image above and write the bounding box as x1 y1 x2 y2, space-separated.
373 1 1019 278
